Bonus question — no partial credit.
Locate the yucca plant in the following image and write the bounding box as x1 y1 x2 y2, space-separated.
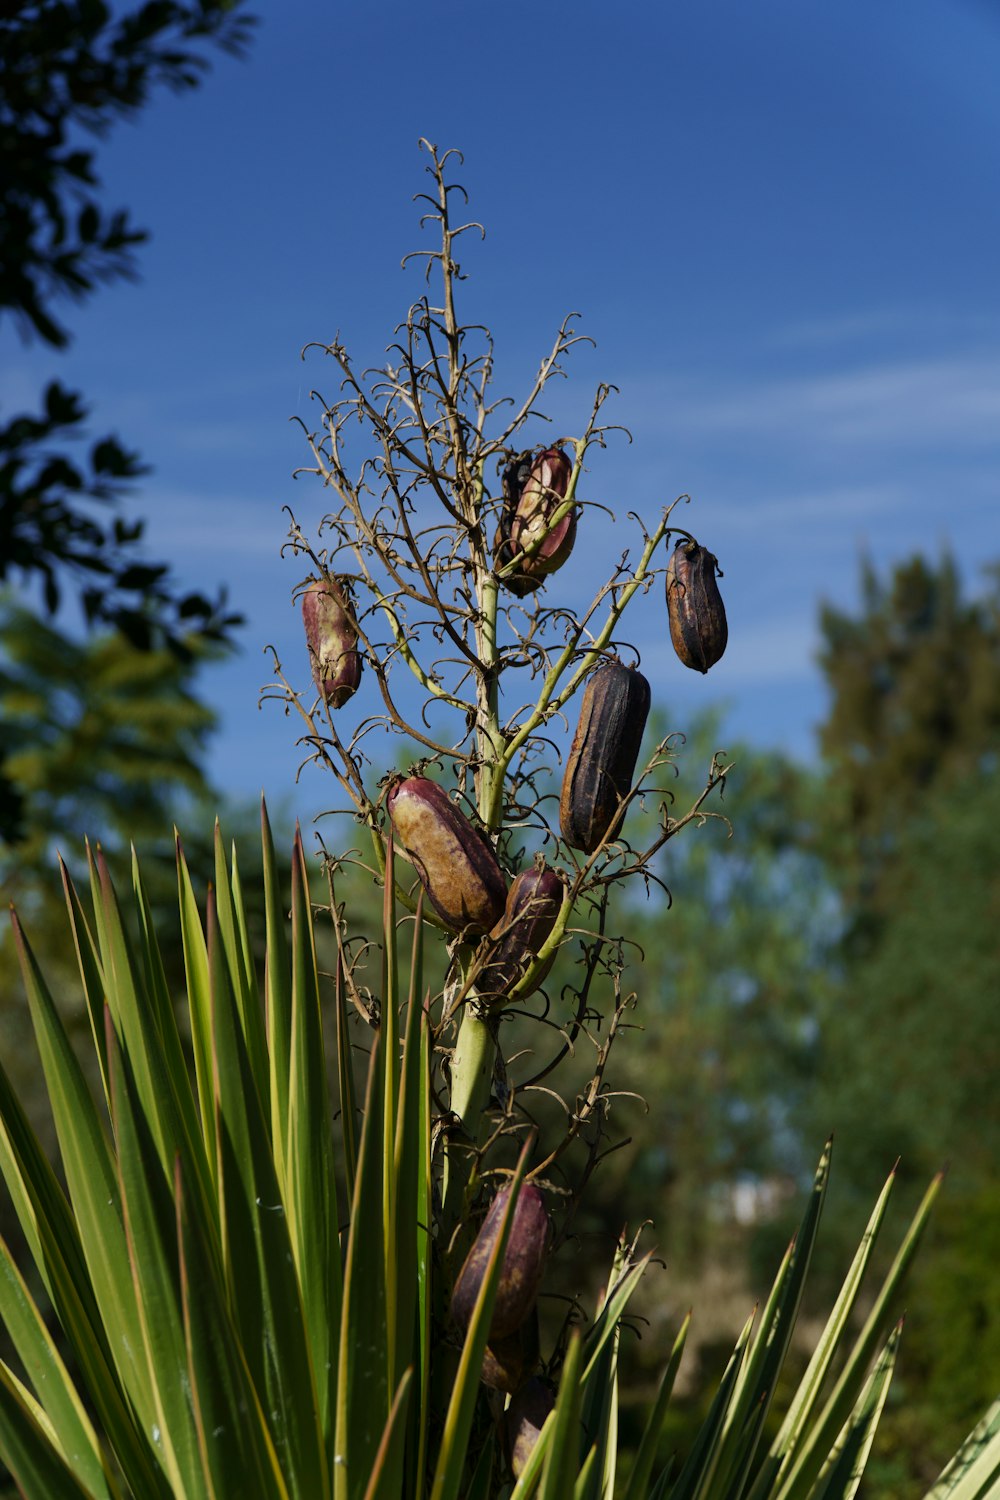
2 823 999 1498
2 140 999 1498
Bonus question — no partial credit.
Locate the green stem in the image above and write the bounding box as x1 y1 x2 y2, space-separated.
441 1006 496 1236
476 570 505 831
442 460 505 1232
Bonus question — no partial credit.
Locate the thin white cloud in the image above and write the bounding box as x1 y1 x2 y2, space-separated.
707 482 907 534
628 353 1000 452
140 486 286 559
770 307 1000 349
634 613 818 691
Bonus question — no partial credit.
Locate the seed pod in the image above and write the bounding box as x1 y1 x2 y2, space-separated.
478 863 562 1008
387 777 506 936
451 1183 551 1341
302 577 362 708
665 540 728 673
481 1307 540 1393
559 661 651 853
505 1378 555 1477
494 452 536 597
495 446 575 594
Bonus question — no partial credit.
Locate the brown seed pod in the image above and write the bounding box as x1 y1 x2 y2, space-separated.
302 577 362 708
505 1377 555 1477
450 1183 551 1341
665 539 728 673
494 451 537 597
481 1307 540 1393
478 863 562 1008
386 777 506 936
495 446 575 594
559 661 651 853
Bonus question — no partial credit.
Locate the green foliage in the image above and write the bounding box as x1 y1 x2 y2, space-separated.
608 715 830 1261
803 552 1000 1488
818 553 1000 903
0 0 249 841
1 820 997 1498
0 598 291 1221
0 598 215 868
906 1187 1000 1437
863 1186 1000 1497
807 763 1000 1195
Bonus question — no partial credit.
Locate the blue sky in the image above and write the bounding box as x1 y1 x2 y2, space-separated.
6 0 1000 821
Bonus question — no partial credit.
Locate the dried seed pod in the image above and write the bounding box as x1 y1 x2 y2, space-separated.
451 1183 551 1341
302 577 362 708
505 1378 555 1477
481 1307 540 1393
559 661 651 853
387 777 506 936
495 446 575 594
494 451 537 597
665 539 728 673
478 863 562 1008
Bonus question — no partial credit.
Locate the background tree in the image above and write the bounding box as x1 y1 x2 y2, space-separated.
817 553 1000 918
0 600 213 879
0 0 254 841
810 553 1000 1182
575 712 828 1264
802 553 1000 1489
0 596 215 1154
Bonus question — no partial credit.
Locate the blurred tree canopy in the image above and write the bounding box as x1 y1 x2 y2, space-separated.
810 552 1000 1183
0 0 255 842
580 556 1000 1486
604 715 829 1263
806 553 1000 1485
817 553 1000 915
0 596 215 886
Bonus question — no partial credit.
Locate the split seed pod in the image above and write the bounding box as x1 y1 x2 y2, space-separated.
451 1183 551 1341
505 1378 555 1478
302 577 362 708
560 661 651 853
495 446 575 594
478 862 562 1008
665 540 728 673
386 776 506 936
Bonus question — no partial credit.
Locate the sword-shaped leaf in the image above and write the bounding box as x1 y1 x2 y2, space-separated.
810 1324 901 1500
621 1314 690 1500
0 1237 118 1500
335 1033 389 1500
0 1363 97 1500
924 1399 1000 1500
286 826 340 1456
205 884 328 1499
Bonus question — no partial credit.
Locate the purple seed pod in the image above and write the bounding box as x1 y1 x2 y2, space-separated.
505 1377 555 1477
301 577 362 708
478 863 562 1008
481 1308 540 1393
386 776 507 936
495 446 575 594
559 661 651 853
451 1182 551 1341
665 539 728 673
